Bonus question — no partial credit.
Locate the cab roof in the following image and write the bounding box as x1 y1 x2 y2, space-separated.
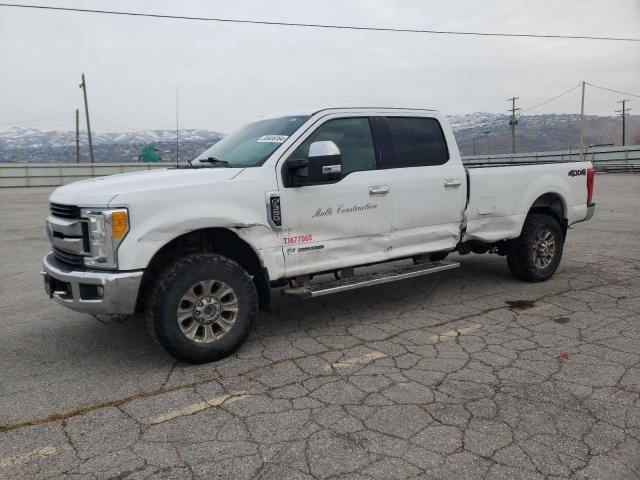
311 107 438 115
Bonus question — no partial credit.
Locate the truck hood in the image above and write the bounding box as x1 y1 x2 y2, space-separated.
49 167 244 207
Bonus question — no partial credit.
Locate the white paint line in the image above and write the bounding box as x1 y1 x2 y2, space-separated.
0 446 57 469
430 323 482 343
149 391 250 425
328 350 387 370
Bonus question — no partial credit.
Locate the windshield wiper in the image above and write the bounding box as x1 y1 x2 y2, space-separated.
200 156 231 168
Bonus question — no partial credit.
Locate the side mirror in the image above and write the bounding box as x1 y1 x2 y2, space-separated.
285 140 342 187
308 140 342 180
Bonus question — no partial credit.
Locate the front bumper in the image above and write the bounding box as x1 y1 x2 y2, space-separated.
41 253 143 315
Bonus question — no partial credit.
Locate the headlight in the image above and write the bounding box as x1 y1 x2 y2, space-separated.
81 208 129 269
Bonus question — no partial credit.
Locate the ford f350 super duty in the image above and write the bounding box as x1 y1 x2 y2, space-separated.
42 108 595 363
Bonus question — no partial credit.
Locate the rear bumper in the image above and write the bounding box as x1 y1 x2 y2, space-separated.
584 203 595 221
41 253 143 315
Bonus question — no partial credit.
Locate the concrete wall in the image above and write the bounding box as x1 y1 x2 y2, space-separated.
1 144 639 187
463 145 640 172
0 162 174 188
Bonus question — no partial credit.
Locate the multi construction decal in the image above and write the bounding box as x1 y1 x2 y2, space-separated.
312 202 378 218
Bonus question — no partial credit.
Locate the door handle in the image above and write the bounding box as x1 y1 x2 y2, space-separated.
369 185 390 195
444 179 462 188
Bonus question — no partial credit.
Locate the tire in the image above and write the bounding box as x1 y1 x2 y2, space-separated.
429 251 449 262
147 253 258 364
413 251 450 265
507 214 564 282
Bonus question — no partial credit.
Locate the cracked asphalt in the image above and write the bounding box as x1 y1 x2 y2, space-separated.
1 173 639 479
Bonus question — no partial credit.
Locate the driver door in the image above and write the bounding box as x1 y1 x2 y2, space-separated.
276 116 393 277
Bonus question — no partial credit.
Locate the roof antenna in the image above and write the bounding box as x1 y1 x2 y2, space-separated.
175 86 179 167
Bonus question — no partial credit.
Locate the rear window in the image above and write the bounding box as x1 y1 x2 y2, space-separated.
386 117 449 168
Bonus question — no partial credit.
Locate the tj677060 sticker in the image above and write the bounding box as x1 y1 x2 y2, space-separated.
283 234 313 245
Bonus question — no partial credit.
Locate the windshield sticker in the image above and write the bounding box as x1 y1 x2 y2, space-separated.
257 135 289 143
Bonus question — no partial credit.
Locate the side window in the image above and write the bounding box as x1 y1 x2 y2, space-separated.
385 117 449 168
292 117 376 177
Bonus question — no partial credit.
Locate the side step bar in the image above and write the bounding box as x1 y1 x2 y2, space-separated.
282 260 460 299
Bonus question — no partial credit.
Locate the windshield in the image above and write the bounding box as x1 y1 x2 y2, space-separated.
192 115 310 167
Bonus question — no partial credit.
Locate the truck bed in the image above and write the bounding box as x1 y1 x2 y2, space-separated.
463 160 592 243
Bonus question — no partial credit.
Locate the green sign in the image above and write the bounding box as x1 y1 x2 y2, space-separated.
138 144 162 163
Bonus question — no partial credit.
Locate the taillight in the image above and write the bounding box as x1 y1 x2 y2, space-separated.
586 168 595 204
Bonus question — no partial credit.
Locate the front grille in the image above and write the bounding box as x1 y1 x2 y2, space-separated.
50 203 81 219
48 203 91 266
53 247 85 266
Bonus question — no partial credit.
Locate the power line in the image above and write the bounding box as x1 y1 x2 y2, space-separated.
1 3 639 42
586 82 640 98
92 115 139 132
461 83 584 140
412 80 636 136
2 112 71 127
520 83 582 114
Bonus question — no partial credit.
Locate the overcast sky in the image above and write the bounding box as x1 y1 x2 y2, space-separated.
1 0 639 133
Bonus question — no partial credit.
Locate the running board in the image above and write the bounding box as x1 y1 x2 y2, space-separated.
282 261 460 299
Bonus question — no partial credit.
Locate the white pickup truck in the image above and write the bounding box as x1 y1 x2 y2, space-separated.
42 108 595 363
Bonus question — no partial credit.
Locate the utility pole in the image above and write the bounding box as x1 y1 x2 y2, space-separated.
79 73 95 163
615 99 630 146
482 131 491 155
507 97 520 154
472 137 477 155
579 80 585 160
75 108 80 163
176 87 179 166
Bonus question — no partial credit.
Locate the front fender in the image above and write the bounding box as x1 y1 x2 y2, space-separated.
109 168 283 276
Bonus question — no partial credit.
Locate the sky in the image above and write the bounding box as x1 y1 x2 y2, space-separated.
1 0 639 133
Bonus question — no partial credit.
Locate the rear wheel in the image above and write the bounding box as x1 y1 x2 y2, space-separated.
507 214 564 282
147 253 258 364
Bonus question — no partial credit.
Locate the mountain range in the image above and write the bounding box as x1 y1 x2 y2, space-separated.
1 113 638 163
451 113 640 156
0 127 223 163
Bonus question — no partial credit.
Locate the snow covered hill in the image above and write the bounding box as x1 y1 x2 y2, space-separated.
1 113 638 162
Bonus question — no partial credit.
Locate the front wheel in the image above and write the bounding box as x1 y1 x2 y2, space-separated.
147 253 258 364
507 214 564 282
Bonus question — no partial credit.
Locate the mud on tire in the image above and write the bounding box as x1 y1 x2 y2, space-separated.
507 214 564 282
146 253 258 364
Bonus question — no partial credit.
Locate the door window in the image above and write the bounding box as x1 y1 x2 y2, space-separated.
292 117 377 177
385 117 449 168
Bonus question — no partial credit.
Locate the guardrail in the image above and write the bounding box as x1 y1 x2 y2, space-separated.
0 162 174 188
462 145 640 172
1 144 639 187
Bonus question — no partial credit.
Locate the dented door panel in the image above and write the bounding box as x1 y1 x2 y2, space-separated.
277 170 393 277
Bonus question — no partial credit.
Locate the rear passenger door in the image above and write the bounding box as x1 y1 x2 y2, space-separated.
381 116 466 258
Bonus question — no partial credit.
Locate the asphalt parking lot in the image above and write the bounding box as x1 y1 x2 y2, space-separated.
1 173 639 480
